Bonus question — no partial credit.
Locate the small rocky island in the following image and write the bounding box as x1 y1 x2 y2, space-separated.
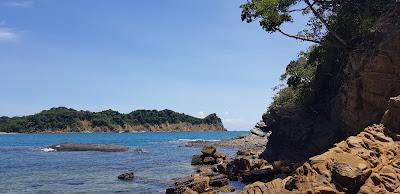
0 107 225 133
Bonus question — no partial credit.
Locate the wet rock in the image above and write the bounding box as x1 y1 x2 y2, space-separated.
217 185 235 192
216 162 229 174
197 166 214 175
170 166 235 193
201 146 216 156
173 175 210 193
272 160 298 174
209 174 229 187
50 142 129 152
191 155 203 165
191 146 227 166
117 172 134 180
203 156 216 165
213 152 226 159
241 169 274 183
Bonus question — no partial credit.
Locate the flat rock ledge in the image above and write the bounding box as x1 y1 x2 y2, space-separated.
50 142 129 152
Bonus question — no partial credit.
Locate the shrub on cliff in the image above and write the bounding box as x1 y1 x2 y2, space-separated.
270 46 319 109
241 0 393 112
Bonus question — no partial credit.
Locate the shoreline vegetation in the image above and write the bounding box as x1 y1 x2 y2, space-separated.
0 107 226 133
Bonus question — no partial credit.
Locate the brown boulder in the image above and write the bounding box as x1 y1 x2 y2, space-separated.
213 151 226 159
331 162 371 193
209 174 229 187
203 156 216 165
201 146 216 156
173 175 210 193
191 155 202 165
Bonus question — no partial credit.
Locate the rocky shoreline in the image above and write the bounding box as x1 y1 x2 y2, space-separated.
167 95 400 194
185 123 269 151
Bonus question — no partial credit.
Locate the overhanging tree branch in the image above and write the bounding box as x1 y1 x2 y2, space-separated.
287 7 308 13
275 28 322 44
275 28 347 49
304 0 351 49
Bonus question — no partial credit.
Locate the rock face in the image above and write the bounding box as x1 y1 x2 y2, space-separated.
336 4 400 131
260 108 346 162
382 96 400 133
50 142 129 152
256 3 400 163
242 122 400 193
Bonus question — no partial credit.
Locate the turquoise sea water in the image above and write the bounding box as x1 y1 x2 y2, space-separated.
0 131 248 194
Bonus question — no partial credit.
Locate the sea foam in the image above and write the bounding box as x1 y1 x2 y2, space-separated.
41 148 56 152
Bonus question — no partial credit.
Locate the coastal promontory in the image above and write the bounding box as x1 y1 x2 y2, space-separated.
0 107 226 133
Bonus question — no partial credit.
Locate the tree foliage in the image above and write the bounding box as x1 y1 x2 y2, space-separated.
241 0 392 49
0 107 222 133
270 46 319 109
244 0 393 112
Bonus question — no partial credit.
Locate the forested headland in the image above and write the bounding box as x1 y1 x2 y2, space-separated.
0 107 225 133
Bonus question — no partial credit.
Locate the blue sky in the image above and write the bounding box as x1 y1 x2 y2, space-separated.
0 0 311 130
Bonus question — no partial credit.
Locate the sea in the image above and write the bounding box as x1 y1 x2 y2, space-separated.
0 131 248 194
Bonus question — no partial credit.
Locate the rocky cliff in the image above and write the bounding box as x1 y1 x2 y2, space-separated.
336 4 400 131
242 96 400 193
240 4 400 194
255 4 400 162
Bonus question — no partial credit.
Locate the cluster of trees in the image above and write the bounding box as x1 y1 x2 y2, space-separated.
0 107 222 133
240 0 392 111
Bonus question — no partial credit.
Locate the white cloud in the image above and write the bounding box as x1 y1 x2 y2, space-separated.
0 28 17 41
198 111 205 118
2 1 33 8
222 117 253 131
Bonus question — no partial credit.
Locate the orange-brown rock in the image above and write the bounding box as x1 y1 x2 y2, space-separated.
337 4 400 130
242 124 400 194
256 3 400 163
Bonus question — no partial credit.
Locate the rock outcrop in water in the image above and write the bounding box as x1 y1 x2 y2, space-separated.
50 142 129 152
118 172 135 180
168 146 235 194
191 146 227 165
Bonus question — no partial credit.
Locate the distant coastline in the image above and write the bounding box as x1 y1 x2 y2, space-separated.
0 107 226 133
0 132 17 134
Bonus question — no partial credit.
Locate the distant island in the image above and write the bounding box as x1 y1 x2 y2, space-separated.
0 107 226 133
